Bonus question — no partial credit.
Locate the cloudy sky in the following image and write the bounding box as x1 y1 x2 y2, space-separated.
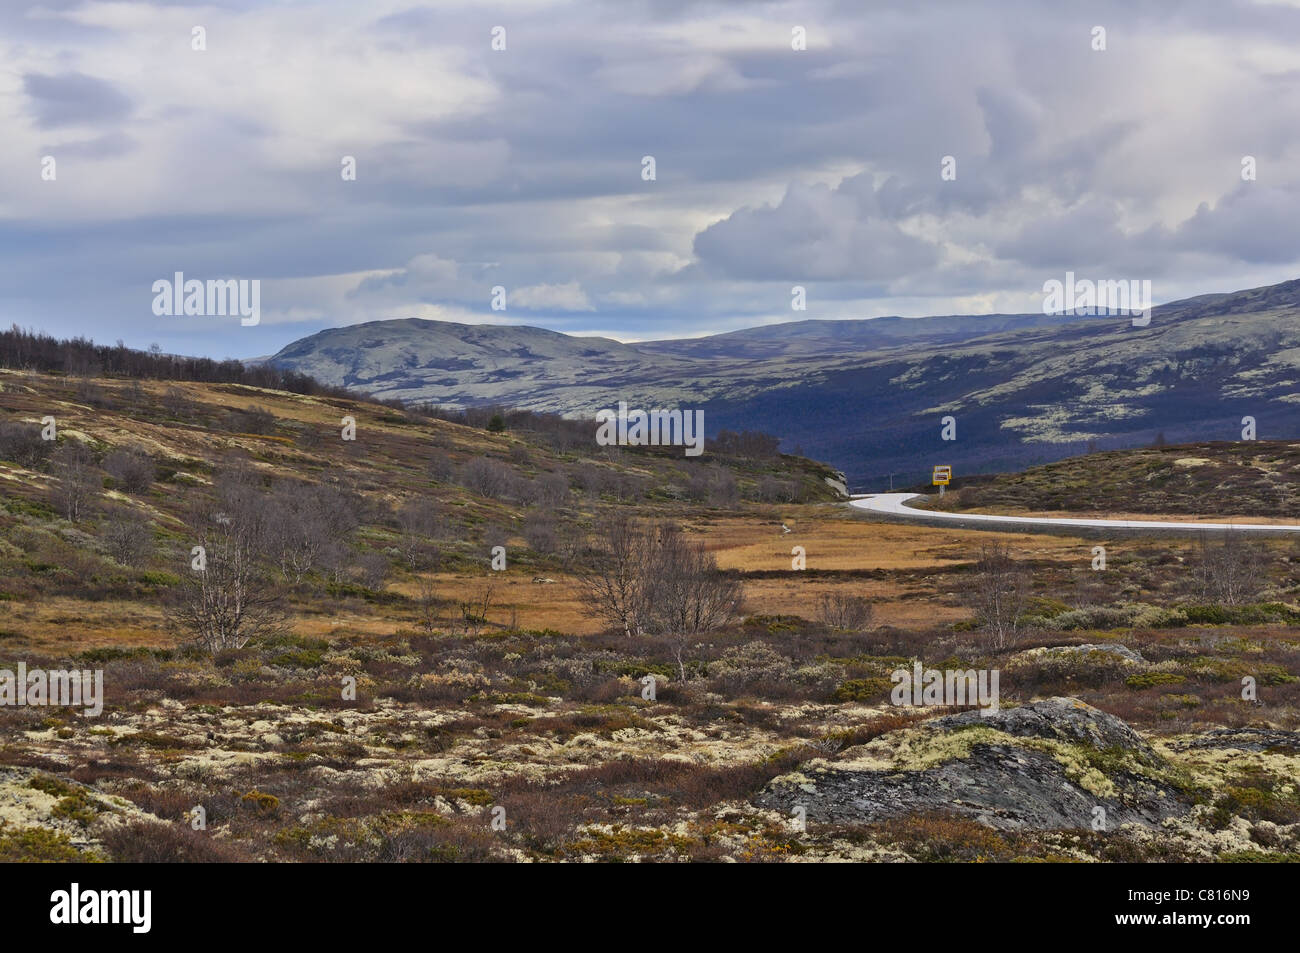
6 0 1300 359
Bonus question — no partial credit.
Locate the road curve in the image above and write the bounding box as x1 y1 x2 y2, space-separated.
849 493 1300 535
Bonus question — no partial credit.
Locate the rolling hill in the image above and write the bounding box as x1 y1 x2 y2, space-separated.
929 440 1300 519
267 277 1300 489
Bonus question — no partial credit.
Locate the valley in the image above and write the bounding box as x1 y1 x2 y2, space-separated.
1 365 1297 863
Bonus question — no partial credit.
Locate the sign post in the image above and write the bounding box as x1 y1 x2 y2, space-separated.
932 465 951 497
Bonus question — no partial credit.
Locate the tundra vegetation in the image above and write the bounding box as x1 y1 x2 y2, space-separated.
0 364 1297 862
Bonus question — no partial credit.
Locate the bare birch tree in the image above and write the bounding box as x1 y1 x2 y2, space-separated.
52 442 98 523
643 524 743 636
963 540 1029 649
169 513 286 652
575 512 655 636
1193 531 1266 606
576 516 743 644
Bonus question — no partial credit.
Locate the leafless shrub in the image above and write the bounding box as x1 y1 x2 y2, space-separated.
226 405 276 435
103 508 155 567
459 457 512 499
51 442 98 522
1193 531 1266 606
122 380 146 406
643 524 743 636
816 591 874 631
428 452 456 483
711 429 781 458
100 820 252 862
459 584 495 636
523 513 558 554
266 483 361 583
318 539 354 585
554 520 586 568
103 446 156 494
0 421 50 469
161 385 194 418
393 499 444 570
609 472 647 502
686 466 739 506
396 498 443 537
415 577 442 634
167 510 286 653
74 377 108 407
399 537 441 573
805 737 843 756
531 471 569 506
576 466 608 498
482 524 511 554
961 541 1030 649
576 515 743 639
353 552 391 591
756 475 801 503
575 513 655 636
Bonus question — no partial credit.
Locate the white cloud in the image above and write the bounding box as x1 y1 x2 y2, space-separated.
511 281 595 312
3 0 1300 356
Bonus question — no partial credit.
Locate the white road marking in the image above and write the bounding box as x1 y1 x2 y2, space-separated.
849 493 1300 534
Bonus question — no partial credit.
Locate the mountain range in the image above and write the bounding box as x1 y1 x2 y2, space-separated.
267 278 1300 488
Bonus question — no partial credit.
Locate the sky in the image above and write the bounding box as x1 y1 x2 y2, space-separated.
5 0 1300 360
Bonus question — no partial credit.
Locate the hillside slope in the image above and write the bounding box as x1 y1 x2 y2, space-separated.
268 277 1300 487
0 368 843 648
2 369 1299 865
933 440 1300 518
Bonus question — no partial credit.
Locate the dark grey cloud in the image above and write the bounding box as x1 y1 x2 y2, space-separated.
693 174 941 281
1171 186 1300 264
23 71 132 128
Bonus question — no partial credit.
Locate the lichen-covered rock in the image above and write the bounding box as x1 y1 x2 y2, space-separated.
1036 643 1146 664
929 696 1158 761
1171 727 1300 753
754 698 1193 831
0 765 162 855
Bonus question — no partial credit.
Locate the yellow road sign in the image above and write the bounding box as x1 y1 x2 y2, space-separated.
932 465 951 486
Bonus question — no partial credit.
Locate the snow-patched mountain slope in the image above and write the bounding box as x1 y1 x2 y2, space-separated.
268 277 1300 485
269 318 711 414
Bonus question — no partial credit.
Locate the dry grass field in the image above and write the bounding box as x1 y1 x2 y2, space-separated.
2 370 1299 863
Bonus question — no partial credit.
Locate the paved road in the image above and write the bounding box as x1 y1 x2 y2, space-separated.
849 493 1300 535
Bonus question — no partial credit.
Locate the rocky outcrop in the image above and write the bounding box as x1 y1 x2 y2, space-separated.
1170 727 1300 753
930 696 1157 759
0 765 160 853
1035 643 1146 664
755 698 1193 831
823 473 850 498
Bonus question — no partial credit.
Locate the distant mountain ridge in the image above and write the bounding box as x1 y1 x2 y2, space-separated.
268 278 1300 488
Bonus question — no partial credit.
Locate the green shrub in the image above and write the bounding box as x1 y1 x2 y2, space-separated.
833 677 893 702
0 826 97 863
241 790 280 814
268 649 325 668
1180 658 1296 684
76 646 159 664
1182 603 1300 626
1125 672 1187 690
1047 603 1185 631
